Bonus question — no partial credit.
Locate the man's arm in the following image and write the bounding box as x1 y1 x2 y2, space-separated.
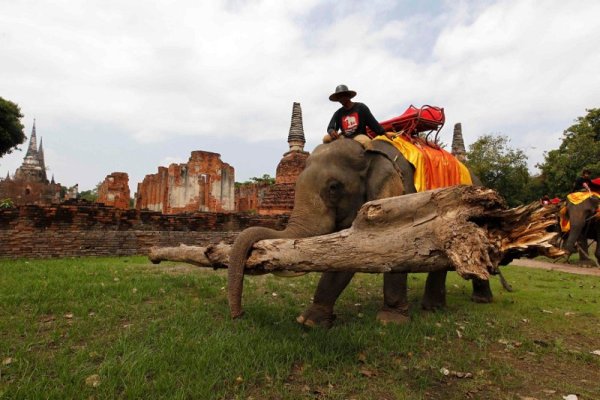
361 104 385 136
583 181 592 192
327 110 340 139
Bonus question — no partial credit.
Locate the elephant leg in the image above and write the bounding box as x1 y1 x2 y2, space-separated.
471 278 493 303
421 271 447 311
376 272 410 324
297 271 354 328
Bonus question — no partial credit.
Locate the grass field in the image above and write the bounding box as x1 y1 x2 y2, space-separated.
1 256 599 399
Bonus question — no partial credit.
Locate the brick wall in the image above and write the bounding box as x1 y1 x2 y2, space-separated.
134 151 235 214
0 179 62 206
0 201 288 259
97 172 130 209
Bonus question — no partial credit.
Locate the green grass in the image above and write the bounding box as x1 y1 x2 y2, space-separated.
1 257 599 399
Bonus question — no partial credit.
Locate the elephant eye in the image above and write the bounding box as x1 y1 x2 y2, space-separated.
329 181 343 196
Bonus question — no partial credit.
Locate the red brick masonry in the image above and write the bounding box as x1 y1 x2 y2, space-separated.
97 172 130 209
0 201 288 259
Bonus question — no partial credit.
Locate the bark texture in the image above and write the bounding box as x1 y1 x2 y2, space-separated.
149 186 562 279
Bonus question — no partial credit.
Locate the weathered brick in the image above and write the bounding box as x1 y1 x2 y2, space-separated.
0 202 288 259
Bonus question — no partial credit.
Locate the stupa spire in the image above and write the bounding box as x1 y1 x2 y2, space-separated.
25 119 38 158
287 102 305 152
451 122 466 161
38 137 47 181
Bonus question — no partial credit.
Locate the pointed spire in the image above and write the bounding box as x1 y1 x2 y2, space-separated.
38 137 47 182
51 174 55 184
5 171 10 181
38 137 46 166
15 118 49 183
25 119 38 158
451 122 466 161
287 102 306 152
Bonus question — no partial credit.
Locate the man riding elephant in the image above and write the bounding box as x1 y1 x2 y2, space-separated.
227 89 494 328
323 84 393 148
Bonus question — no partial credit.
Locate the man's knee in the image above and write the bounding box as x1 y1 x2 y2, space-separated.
353 134 372 149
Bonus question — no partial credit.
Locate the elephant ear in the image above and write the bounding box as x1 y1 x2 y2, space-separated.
364 142 407 201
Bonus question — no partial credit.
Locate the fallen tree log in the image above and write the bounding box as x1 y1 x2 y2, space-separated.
149 185 563 280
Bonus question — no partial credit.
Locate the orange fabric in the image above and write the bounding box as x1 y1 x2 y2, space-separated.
559 205 570 233
375 135 472 191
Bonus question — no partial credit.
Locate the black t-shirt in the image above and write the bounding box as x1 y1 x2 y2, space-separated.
573 176 592 191
327 102 385 138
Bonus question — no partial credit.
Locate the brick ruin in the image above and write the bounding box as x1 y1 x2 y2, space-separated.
0 104 308 215
0 120 63 206
134 151 235 214
0 201 288 259
97 172 131 209
451 123 466 161
0 103 310 258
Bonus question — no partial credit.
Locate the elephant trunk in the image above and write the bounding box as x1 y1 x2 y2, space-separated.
564 222 584 254
227 186 336 318
227 226 288 318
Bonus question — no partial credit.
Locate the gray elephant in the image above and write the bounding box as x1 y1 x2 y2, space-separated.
228 138 493 327
562 194 600 264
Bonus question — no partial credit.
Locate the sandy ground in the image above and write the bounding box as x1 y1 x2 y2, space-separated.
510 258 600 277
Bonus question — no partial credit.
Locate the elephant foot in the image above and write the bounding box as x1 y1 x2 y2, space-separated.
471 294 493 304
376 308 410 325
296 304 336 329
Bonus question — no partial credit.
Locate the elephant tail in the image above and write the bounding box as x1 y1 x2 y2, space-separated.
497 270 513 292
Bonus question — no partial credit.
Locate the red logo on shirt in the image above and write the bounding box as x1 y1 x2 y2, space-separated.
341 112 359 133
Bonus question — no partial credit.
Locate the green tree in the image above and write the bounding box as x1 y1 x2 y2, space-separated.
78 182 102 202
0 97 26 158
465 134 532 206
244 174 276 185
538 108 600 197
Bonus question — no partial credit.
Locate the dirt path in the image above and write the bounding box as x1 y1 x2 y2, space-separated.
509 258 600 277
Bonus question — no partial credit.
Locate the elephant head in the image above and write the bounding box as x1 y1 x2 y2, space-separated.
227 139 404 318
563 195 600 259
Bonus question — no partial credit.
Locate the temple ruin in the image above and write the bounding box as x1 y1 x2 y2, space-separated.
134 151 235 213
97 172 131 209
0 120 62 206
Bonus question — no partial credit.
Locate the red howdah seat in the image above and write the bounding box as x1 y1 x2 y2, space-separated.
367 105 445 140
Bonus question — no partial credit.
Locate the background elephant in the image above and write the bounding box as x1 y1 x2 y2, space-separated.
563 195 600 264
228 138 493 326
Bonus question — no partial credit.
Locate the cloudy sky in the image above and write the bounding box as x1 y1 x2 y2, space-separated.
1 0 599 192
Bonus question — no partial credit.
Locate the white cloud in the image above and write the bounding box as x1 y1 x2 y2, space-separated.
1 0 599 191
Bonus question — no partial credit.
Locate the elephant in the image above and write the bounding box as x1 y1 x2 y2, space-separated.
562 194 600 265
227 138 494 327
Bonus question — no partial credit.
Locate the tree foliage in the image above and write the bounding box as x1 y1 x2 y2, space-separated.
78 182 102 202
465 134 532 206
0 97 26 158
538 108 600 197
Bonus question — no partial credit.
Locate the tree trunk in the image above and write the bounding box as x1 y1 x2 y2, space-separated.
148 186 563 280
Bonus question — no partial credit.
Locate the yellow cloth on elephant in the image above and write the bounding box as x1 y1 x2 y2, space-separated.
566 191 600 205
374 135 472 192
